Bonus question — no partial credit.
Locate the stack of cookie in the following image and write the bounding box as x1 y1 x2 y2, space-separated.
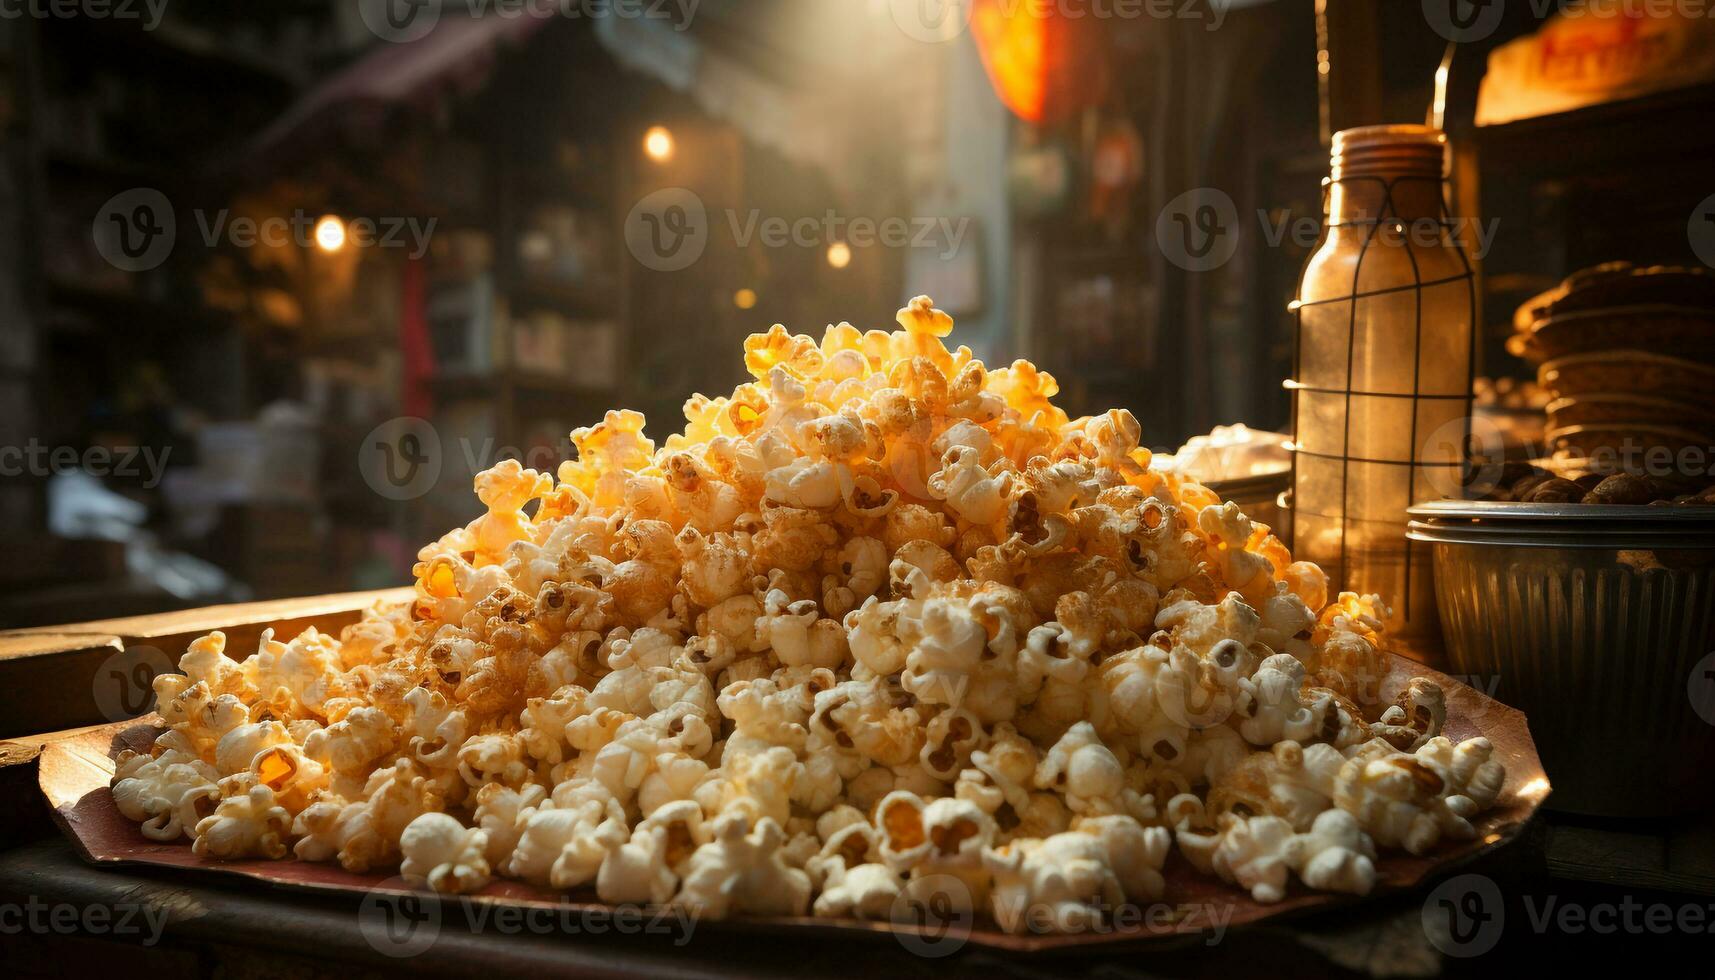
1511 262 1715 476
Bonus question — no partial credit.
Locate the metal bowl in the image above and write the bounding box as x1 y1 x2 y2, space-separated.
1408 501 1715 817
1207 469 1290 537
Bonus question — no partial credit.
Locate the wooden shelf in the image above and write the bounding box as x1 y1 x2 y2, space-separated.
509 279 618 319
43 280 222 334
1474 82 1715 176
43 150 179 188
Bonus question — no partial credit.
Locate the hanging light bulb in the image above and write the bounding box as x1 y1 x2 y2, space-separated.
826 241 852 269
314 215 347 253
733 288 758 310
644 126 675 163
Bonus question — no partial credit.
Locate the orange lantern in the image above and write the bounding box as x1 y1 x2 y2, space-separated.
969 0 1104 125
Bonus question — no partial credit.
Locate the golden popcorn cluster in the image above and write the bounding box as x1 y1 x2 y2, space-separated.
110 298 1504 931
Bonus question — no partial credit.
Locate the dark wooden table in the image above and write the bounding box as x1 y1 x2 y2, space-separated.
0 834 1483 979
3 816 1706 978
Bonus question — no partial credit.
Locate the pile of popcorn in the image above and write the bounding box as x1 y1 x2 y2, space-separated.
112 298 1505 932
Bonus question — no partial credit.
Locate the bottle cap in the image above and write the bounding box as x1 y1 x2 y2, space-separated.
1331 125 1447 180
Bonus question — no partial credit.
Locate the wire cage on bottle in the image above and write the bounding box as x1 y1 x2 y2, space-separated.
1285 168 1477 641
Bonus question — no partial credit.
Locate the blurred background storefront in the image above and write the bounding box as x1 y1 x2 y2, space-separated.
2 0 1711 625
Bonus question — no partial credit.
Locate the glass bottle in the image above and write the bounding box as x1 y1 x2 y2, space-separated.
1288 125 1475 645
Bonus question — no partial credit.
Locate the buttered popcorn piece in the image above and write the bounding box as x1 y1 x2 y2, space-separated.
1283 808 1376 896
1235 654 1323 746
985 815 1170 933
1333 739 1487 856
472 782 546 868
111 748 219 842
193 780 291 860
876 791 997 914
1210 815 1297 903
1170 797 1377 903
1207 740 1344 831
400 812 491 894
506 796 628 889
812 862 903 919
114 297 1506 931
295 758 444 873
597 799 709 905
1035 721 1154 822
1370 678 1448 751
674 813 811 918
